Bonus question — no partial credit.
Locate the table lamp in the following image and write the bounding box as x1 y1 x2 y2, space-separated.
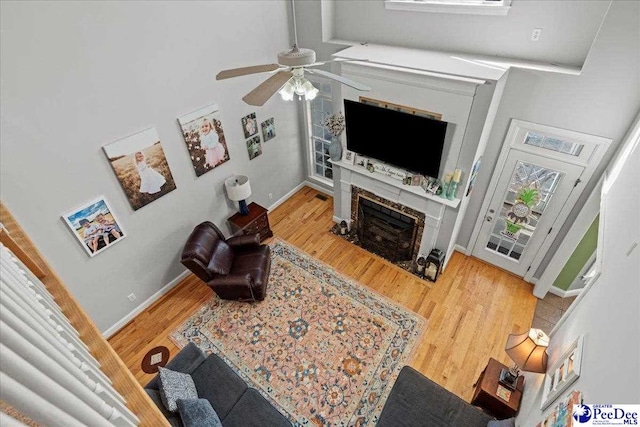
225 175 252 215
501 328 549 390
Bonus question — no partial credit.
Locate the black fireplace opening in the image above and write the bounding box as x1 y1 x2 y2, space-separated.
357 197 418 262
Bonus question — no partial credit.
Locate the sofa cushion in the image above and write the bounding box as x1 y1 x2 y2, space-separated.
377 366 493 427
177 398 222 427
158 367 199 412
190 353 248 420
488 418 516 427
221 388 291 427
145 389 183 427
208 240 233 275
146 342 207 391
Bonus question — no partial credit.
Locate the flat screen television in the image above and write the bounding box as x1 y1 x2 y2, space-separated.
344 99 448 178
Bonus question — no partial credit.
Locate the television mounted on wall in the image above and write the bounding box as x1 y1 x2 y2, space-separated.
344 99 448 178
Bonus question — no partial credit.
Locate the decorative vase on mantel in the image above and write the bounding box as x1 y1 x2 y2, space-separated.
324 112 346 161
328 136 343 161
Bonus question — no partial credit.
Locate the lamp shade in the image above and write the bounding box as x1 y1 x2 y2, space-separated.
505 328 549 373
225 175 251 201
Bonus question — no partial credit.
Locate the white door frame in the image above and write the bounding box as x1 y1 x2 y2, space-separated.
467 119 611 282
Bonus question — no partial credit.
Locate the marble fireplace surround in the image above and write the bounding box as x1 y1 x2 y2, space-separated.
351 186 425 262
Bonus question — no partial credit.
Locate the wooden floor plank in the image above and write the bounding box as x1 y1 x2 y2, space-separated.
108 186 537 402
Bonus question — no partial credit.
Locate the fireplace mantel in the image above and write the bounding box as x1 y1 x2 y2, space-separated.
331 160 461 208
331 160 461 260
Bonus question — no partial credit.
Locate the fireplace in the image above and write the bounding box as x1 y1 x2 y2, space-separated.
350 186 425 263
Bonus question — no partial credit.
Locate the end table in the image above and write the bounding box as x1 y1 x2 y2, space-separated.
227 202 273 243
471 357 524 420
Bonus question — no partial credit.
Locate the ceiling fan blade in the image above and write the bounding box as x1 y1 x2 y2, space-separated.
216 64 282 80
242 71 293 106
307 69 371 91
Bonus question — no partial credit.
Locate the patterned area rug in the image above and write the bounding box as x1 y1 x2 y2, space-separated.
170 239 426 426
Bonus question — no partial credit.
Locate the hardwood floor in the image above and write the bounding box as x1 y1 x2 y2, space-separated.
108 186 537 402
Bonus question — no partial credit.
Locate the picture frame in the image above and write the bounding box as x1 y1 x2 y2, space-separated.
261 117 276 142
62 197 126 257
343 150 356 165
102 128 177 211
541 336 584 410
178 103 231 177
241 112 258 139
246 135 262 160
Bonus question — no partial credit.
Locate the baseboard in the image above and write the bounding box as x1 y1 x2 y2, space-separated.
267 182 307 212
453 244 467 254
102 270 191 338
548 286 583 298
303 179 334 197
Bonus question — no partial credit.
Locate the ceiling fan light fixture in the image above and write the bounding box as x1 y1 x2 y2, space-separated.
279 80 295 101
304 84 319 101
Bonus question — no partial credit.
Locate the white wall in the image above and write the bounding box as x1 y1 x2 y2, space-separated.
515 121 639 425
332 0 610 67
458 0 640 277
0 1 306 332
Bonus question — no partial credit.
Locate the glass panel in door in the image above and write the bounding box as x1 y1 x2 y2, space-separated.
485 160 563 262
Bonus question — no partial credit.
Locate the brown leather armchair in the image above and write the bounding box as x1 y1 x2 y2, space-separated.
181 222 270 302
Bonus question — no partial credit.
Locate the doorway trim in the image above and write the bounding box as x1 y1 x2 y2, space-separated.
467 119 611 282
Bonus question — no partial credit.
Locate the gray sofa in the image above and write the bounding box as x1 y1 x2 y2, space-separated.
377 366 495 427
144 342 291 427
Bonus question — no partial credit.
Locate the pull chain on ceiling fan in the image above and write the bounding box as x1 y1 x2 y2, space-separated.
215 0 370 106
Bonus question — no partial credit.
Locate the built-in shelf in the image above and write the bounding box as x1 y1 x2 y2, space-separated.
330 160 461 209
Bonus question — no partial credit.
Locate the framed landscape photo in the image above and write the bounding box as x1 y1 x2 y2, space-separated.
178 104 231 177
261 117 276 142
103 128 177 210
63 197 126 257
241 112 258 138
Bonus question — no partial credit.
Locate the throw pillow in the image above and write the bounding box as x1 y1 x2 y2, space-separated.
177 398 222 427
158 366 198 413
488 418 516 427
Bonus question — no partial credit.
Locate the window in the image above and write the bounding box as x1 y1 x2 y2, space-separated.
306 78 334 184
384 0 511 16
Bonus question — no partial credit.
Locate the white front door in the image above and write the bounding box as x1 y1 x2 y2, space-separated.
472 149 584 276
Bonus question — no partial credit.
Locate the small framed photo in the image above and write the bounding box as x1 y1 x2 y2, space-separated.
427 179 440 194
261 117 276 142
246 135 262 160
241 113 258 139
63 197 126 257
343 150 356 165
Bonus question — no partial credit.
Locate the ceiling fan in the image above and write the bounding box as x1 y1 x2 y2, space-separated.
215 0 370 107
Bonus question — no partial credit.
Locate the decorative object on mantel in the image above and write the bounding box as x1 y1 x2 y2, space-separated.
324 111 346 161
343 150 355 165
441 173 453 199
447 169 463 200
424 249 445 282
225 175 252 215
501 328 549 391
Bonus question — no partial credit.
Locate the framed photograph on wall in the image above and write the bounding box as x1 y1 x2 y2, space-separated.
62 197 126 257
541 336 584 410
261 117 276 142
103 128 177 210
241 112 258 138
246 135 262 160
178 104 231 177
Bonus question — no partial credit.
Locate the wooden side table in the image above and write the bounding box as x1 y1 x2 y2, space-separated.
227 202 273 243
471 358 524 420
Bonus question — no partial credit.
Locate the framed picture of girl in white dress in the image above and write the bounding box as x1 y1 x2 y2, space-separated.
103 127 177 210
62 197 126 257
178 104 231 177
